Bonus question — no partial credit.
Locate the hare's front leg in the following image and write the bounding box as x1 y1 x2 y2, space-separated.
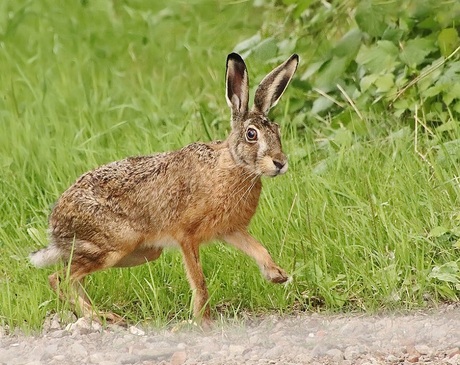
180 243 211 324
222 230 289 283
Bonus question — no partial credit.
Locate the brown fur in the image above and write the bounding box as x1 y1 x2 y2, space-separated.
30 53 299 324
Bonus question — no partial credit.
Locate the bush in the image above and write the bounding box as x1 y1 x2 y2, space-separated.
239 0 460 126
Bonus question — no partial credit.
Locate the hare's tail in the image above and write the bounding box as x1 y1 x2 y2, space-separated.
29 244 62 268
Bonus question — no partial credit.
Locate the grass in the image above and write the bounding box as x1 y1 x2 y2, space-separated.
1 0 460 332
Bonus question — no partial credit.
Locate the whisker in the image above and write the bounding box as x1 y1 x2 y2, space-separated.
231 169 258 198
228 169 255 197
232 170 261 209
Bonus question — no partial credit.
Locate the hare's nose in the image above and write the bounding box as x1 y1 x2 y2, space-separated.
273 160 285 170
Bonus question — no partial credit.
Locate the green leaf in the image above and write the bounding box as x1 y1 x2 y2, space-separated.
292 0 314 18
311 96 334 114
437 61 460 86
233 33 261 57
375 74 394 93
428 262 459 284
360 74 378 92
302 60 325 80
356 41 399 73
399 37 436 68
438 28 460 57
417 59 444 92
443 83 460 106
314 56 349 91
429 226 449 238
251 37 277 61
355 1 387 38
382 28 405 43
332 128 353 147
435 139 460 164
421 84 445 99
333 28 362 61
392 98 411 114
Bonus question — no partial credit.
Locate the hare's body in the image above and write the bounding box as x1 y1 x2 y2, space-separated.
31 53 299 324
49 140 260 270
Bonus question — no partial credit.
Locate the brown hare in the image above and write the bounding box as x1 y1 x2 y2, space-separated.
30 52 299 325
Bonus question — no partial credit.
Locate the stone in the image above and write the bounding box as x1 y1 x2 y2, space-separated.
265 346 283 359
118 353 141 364
48 329 68 339
170 351 187 365
407 354 420 363
176 342 187 350
311 343 328 357
343 345 360 360
448 354 460 365
65 318 102 335
228 344 245 356
128 326 145 336
41 343 59 360
137 347 175 361
295 353 313 363
70 342 88 357
326 349 344 362
199 352 212 361
414 344 432 355
385 354 400 363
89 353 107 364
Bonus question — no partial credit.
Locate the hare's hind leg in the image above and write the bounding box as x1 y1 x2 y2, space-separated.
48 267 125 325
180 242 211 325
48 239 128 325
222 230 289 283
68 262 126 325
48 270 99 321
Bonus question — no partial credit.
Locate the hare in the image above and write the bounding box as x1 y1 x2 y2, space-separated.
30 52 299 325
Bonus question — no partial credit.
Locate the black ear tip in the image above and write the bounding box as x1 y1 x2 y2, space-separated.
227 52 245 64
291 53 299 62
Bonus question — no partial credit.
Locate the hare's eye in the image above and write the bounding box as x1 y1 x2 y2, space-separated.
246 128 258 142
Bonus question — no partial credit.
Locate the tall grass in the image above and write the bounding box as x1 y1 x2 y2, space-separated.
1 1 459 332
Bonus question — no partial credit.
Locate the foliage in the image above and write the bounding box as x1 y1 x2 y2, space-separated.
240 0 460 125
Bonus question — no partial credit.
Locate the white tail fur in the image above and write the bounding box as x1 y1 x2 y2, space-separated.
29 245 62 268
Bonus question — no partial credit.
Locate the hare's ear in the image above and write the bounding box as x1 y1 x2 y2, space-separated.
253 54 299 115
226 53 249 121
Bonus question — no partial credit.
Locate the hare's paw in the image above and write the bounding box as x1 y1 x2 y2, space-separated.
263 264 289 284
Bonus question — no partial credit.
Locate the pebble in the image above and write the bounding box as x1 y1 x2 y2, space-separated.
343 345 360 360
70 341 88 357
448 354 460 365
415 344 432 355
2 305 460 365
128 326 145 336
170 350 187 365
326 348 344 362
229 344 246 355
65 317 102 335
137 347 175 361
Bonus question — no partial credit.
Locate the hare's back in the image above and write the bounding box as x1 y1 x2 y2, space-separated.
49 153 170 232
75 153 169 192
50 143 223 238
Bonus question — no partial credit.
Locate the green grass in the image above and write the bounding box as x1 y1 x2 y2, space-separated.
1 0 460 332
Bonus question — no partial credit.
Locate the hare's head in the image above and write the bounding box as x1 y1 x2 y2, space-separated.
225 53 298 177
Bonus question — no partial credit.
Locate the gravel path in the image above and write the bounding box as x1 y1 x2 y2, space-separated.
1 305 460 365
